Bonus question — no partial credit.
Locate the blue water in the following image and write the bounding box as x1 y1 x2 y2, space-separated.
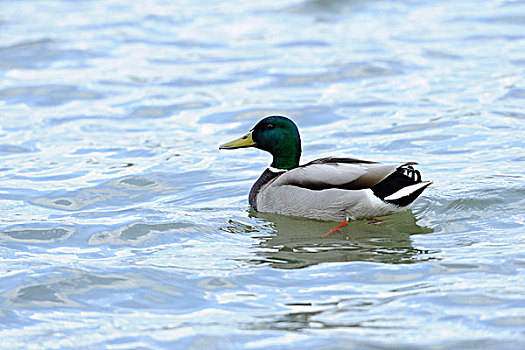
1 0 524 349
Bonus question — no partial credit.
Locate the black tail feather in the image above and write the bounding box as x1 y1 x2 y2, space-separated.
371 166 429 206
384 182 431 207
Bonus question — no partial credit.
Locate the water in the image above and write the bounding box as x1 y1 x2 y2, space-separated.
1 0 524 348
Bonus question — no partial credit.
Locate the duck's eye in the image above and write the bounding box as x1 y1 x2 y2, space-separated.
266 123 275 130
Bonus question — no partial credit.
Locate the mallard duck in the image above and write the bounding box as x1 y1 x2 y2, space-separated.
219 116 431 222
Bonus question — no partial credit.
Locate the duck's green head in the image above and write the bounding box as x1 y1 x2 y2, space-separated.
219 116 302 170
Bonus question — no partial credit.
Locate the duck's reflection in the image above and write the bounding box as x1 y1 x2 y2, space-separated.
250 210 434 269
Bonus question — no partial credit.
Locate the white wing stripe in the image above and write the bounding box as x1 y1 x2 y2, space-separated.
384 181 431 201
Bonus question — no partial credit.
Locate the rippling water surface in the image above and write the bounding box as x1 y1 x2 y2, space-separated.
1 0 524 349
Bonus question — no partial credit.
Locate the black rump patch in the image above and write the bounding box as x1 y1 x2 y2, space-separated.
371 165 425 206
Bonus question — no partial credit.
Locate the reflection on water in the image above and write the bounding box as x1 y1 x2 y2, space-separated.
31 174 179 211
1 226 74 243
4 269 127 308
251 210 434 269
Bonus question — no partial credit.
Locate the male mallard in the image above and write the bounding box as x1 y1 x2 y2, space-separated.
220 116 431 222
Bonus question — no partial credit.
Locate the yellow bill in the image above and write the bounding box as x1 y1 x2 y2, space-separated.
219 131 256 149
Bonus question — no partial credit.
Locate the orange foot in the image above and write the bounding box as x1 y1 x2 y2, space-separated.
321 221 349 238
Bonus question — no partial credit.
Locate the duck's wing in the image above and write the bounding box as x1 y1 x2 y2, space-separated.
272 157 417 190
